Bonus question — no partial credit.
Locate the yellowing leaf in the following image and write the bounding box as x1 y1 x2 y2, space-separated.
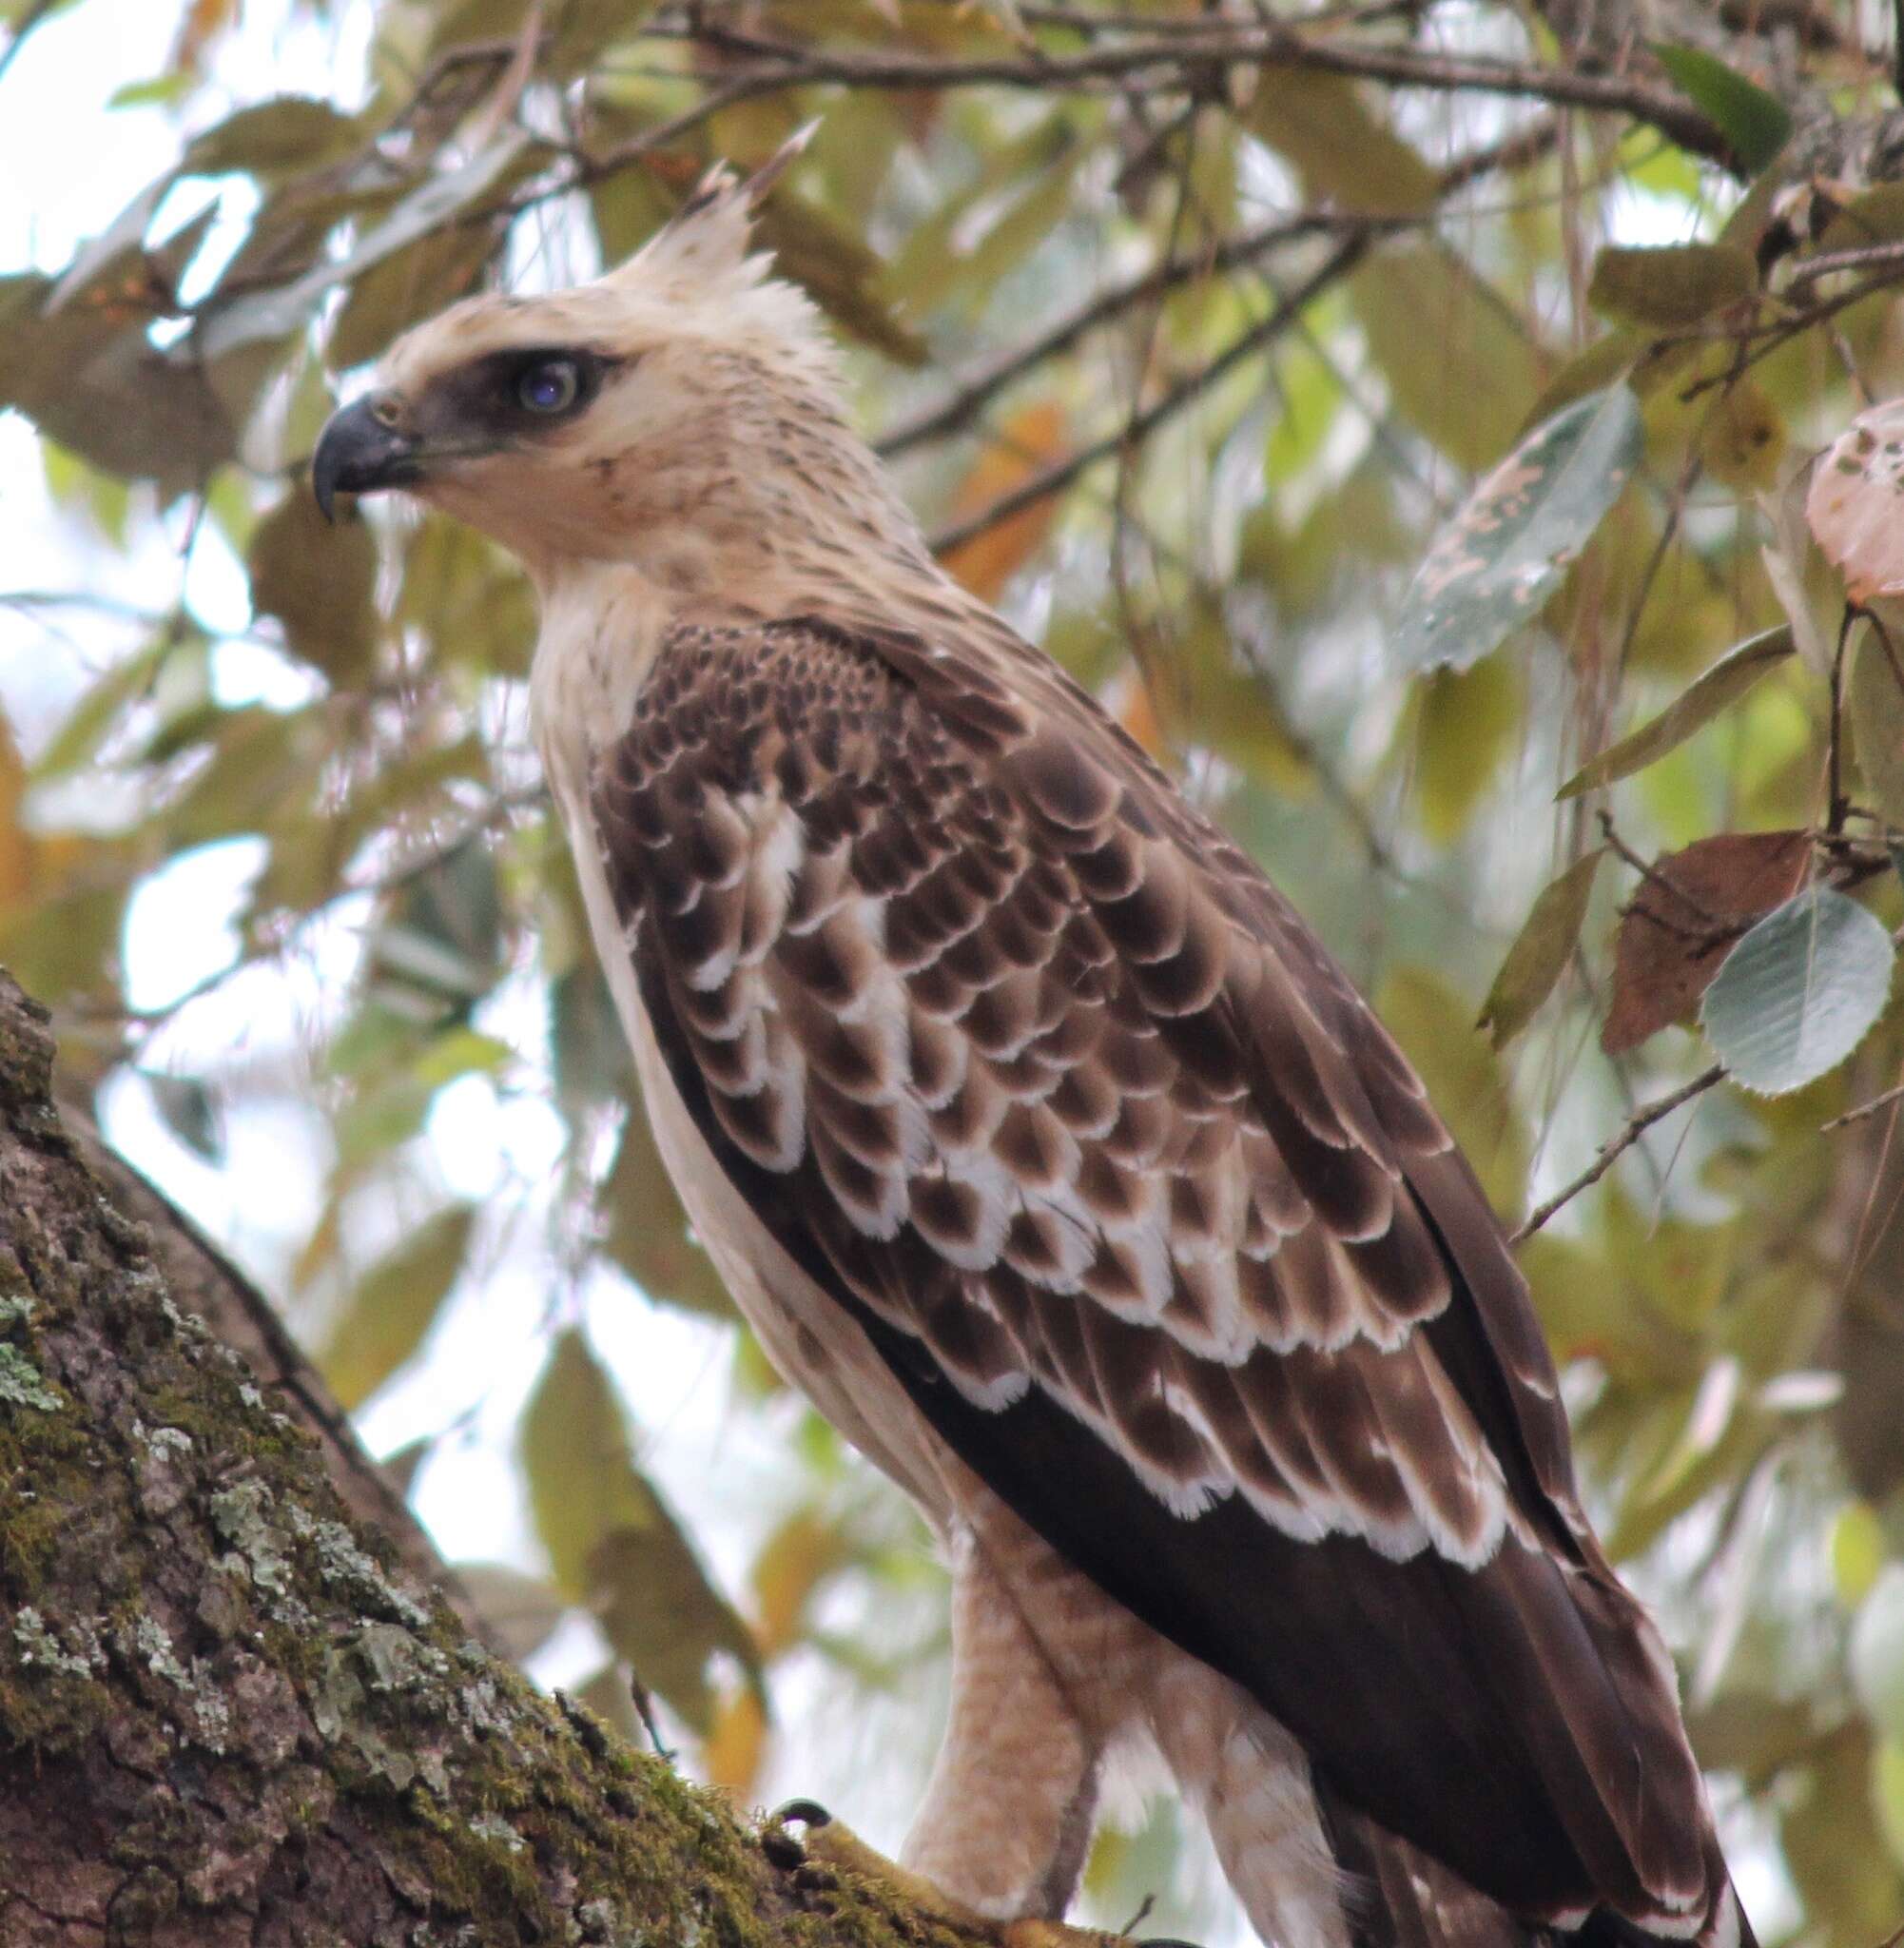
1477 849 1603 1050
939 400 1067 601
319 1203 476 1411
750 1510 848 1657
1411 656 1521 845
701 1684 767 1794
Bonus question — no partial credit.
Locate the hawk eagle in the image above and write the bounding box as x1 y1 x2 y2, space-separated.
313 154 1751 1948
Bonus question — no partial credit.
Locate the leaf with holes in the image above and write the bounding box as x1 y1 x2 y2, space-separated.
1808 399 1904 605
1701 886 1894 1094
1559 626 1794 799
1393 385 1642 673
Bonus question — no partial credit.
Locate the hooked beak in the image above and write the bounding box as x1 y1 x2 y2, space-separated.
311 393 423 522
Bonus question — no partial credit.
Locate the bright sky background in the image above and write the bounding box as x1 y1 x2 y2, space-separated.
0 6 1793 1936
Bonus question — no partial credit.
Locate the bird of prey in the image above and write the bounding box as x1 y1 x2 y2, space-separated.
313 149 1753 1948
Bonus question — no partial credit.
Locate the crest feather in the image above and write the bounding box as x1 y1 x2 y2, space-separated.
604 124 818 301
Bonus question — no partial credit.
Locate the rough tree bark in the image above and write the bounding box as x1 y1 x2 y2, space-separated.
0 967 946 1948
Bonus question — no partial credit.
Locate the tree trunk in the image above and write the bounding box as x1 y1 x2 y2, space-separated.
0 967 938 1948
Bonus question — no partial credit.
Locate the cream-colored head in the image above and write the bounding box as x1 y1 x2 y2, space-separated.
312 148 924 603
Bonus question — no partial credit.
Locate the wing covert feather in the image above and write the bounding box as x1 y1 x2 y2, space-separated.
591 615 1727 1937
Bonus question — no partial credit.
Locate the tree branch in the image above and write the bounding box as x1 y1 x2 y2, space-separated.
0 967 953 1945
1511 1063 1726 1244
653 16 1734 168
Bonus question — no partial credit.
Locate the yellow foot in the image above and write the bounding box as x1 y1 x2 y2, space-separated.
763 1802 1197 1948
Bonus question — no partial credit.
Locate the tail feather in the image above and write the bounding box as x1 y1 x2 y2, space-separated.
1318 1785 1755 1948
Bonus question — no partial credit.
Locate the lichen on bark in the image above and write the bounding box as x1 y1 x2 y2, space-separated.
0 968 957 1948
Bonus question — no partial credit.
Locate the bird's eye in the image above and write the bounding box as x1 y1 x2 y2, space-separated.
516 358 581 416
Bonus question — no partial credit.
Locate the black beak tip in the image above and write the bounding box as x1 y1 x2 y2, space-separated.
311 395 417 523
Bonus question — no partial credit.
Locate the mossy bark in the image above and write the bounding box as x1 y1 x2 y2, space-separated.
0 968 961 1948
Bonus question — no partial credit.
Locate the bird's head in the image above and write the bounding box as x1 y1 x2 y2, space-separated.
312 139 920 599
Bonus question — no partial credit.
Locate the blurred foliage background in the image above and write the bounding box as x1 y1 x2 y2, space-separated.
10 0 1904 1937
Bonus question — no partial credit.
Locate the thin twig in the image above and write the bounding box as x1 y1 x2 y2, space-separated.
1511 1063 1726 1243
1823 1081 1904 1131
880 116 1558 459
880 210 1353 457
1788 236 1904 286
926 234 1369 555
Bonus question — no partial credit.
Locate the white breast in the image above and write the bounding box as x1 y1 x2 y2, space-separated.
529 579 962 1531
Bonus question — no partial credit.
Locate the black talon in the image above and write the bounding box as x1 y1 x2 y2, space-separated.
770 1797 833 1830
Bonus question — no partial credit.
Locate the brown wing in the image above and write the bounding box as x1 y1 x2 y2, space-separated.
592 614 1733 1939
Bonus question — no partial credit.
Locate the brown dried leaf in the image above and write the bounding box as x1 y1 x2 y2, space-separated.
1602 829 1810 1054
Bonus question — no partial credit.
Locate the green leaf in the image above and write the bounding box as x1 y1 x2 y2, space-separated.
1700 886 1894 1094
328 222 501 371
248 491 379 685
320 1204 476 1411
1393 385 1643 674
365 840 501 1022
0 272 237 497
1586 243 1757 331
1559 625 1794 798
1653 43 1793 175
752 194 925 366
197 133 538 362
1477 849 1603 1048
1833 1501 1888 1608
183 98 362 179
